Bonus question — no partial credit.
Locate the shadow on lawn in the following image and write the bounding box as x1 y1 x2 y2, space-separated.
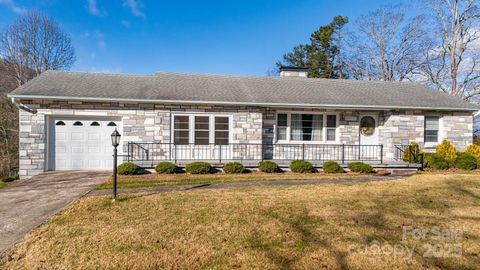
243 178 480 269
245 206 352 269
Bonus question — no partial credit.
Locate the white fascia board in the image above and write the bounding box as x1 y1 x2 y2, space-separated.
6 94 479 112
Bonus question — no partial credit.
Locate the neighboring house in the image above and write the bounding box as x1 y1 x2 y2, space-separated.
7 67 478 179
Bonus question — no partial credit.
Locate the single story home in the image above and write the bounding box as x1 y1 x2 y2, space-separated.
8 67 478 179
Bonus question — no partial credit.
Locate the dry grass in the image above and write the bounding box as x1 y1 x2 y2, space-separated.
96 171 377 190
2 172 480 269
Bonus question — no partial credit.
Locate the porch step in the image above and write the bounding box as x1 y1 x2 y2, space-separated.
385 168 419 176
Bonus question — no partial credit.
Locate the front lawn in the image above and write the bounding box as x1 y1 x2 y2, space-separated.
2 172 480 269
95 171 379 190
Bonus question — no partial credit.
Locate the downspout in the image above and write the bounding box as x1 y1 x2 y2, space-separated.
10 97 37 114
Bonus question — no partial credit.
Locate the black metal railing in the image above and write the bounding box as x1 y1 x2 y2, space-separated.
127 142 384 164
394 144 424 166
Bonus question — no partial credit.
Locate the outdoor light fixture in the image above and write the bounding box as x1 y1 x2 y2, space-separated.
110 128 121 201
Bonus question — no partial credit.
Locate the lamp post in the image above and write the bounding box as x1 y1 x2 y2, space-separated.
110 128 121 201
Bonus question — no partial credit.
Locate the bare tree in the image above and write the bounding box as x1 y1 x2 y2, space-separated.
419 0 480 101
0 11 75 87
0 11 75 177
345 5 429 81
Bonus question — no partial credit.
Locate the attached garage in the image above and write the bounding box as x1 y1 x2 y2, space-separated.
47 118 122 171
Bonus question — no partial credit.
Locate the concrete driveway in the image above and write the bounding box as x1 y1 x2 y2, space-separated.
0 171 110 254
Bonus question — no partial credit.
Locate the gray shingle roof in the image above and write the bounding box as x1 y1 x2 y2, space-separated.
8 70 479 111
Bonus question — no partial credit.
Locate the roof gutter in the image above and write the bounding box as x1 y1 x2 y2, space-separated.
9 96 37 114
7 93 480 112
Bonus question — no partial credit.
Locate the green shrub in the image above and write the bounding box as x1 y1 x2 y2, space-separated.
322 161 344 173
402 142 421 163
454 153 477 170
348 162 374 173
436 140 457 164
426 154 451 170
1 176 16 183
185 162 212 174
117 162 141 175
465 144 480 164
290 160 314 173
258 161 279 173
155 162 178 174
423 153 436 168
223 162 247 174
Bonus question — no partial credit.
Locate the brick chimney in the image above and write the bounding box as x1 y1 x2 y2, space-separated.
279 66 309 78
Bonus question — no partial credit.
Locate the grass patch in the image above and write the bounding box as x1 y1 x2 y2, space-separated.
2 172 480 269
95 171 375 190
0 181 7 189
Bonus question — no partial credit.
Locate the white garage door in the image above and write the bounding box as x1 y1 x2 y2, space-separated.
50 119 122 170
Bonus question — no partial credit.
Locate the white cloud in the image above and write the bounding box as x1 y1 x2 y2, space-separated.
122 0 145 18
95 30 106 48
121 20 131 28
0 0 27 14
80 30 106 49
87 0 99 15
86 0 106 16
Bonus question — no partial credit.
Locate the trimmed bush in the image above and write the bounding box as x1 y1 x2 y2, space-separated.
185 162 212 174
348 162 374 173
436 140 457 164
258 161 279 173
1 176 16 183
117 162 141 175
322 161 344 173
465 144 480 164
402 142 421 163
454 153 477 170
290 160 314 173
427 154 451 170
223 162 247 174
155 162 178 174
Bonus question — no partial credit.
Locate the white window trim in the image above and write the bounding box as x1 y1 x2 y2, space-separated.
275 111 340 144
424 115 442 148
171 112 233 144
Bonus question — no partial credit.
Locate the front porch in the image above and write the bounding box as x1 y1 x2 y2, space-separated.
126 142 421 168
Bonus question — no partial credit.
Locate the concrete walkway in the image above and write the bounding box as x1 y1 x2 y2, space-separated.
0 171 110 254
88 174 412 197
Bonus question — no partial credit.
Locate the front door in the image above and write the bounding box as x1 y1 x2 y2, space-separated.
359 115 379 160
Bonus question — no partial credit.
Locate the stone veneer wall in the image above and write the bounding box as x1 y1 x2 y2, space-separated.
380 110 473 158
18 99 473 179
18 100 263 179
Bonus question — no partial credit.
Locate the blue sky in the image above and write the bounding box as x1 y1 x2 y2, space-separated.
0 0 408 76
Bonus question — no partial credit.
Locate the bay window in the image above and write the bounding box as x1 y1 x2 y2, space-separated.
276 112 337 143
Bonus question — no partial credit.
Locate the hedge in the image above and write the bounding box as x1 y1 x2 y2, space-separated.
323 161 344 173
185 162 212 174
117 162 141 175
223 162 247 174
155 162 178 174
348 162 374 173
427 154 451 170
454 153 477 170
290 160 314 173
1 176 16 183
258 161 279 173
